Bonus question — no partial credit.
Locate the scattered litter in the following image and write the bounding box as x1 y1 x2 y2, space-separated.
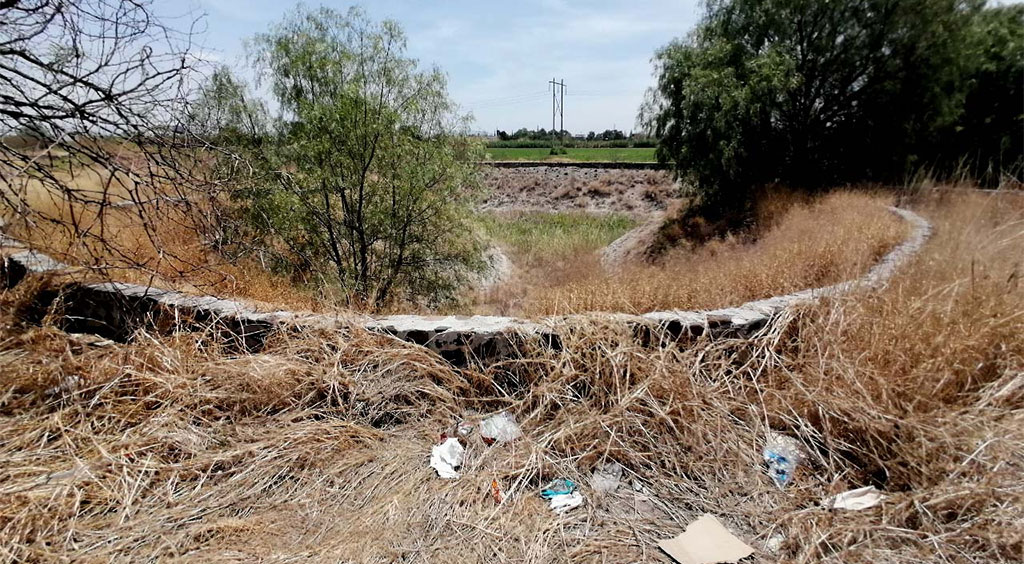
658 514 755 564
429 437 464 479
826 485 887 510
45 374 80 398
480 411 522 444
70 333 115 348
439 420 474 444
548 491 584 513
591 461 623 493
763 434 803 488
764 532 785 553
490 479 505 504
540 478 584 513
456 421 475 437
540 478 577 499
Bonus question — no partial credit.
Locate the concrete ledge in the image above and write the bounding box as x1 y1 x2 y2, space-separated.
481 161 669 170
0 207 931 364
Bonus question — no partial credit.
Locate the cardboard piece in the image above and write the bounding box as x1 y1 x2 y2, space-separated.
658 514 755 564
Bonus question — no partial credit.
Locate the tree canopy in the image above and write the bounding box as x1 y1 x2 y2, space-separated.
208 6 481 306
642 0 1023 214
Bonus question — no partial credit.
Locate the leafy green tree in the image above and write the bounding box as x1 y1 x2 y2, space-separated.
642 0 1015 214
599 129 625 141
226 6 482 306
947 4 1024 184
189 68 268 146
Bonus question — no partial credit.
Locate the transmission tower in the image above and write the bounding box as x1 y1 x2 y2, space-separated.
548 78 566 147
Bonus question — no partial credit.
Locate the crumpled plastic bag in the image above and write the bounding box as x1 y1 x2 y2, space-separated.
548 491 584 513
591 462 623 493
540 478 577 498
429 437 465 479
541 478 584 513
480 411 522 443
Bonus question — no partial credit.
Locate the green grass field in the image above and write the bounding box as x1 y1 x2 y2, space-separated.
475 210 636 265
483 147 657 162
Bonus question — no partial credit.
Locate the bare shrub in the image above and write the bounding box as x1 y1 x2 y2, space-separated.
0 0 217 285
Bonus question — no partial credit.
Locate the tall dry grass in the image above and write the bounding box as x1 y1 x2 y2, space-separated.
1 165 323 311
0 188 1020 562
468 211 635 315
5 165 899 320
509 190 905 316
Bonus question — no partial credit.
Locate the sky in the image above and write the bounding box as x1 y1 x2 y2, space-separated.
164 0 704 135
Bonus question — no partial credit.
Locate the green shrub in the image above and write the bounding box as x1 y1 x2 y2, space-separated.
209 7 483 307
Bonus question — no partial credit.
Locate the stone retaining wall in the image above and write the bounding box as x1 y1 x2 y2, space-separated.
0 207 931 364
482 161 668 170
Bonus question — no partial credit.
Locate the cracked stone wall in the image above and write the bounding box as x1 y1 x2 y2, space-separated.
1 207 931 365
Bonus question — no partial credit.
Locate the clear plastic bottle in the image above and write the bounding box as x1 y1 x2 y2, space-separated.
763 434 803 488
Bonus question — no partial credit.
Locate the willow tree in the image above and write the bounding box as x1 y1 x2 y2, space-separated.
240 6 481 306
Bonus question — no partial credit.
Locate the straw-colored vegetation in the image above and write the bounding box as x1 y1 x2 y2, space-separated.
3 0 1020 560
5 170 906 320
0 189 1020 562
1 165 324 311
485 190 906 316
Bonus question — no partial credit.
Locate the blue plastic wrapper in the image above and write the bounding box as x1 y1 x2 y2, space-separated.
540 478 577 499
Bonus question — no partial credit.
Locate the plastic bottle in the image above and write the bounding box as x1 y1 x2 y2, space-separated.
763 434 803 488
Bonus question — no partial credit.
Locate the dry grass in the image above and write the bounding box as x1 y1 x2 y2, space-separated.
520 190 906 316
468 211 635 315
1 165 324 311
0 187 1021 562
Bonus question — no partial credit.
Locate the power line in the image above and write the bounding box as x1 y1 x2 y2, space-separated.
465 98 548 111
463 90 547 106
566 91 630 97
462 92 549 112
